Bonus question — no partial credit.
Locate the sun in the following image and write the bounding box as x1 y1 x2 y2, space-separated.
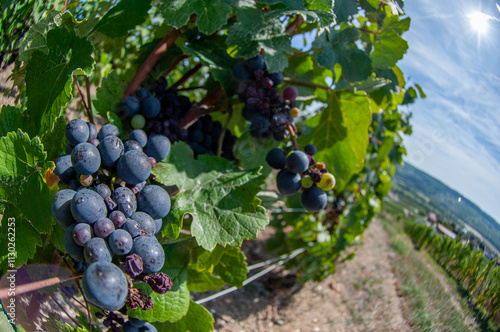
468 11 490 34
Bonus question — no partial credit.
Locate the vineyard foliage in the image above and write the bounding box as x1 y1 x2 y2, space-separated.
0 0 419 330
405 221 500 328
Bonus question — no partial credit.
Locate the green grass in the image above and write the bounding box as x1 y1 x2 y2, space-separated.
378 210 481 332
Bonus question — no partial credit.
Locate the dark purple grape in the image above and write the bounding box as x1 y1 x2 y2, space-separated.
141 96 161 118
109 210 126 229
135 88 151 101
246 54 265 72
64 224 84 260
94 183 111 198
73 223 93 246
71 143 101 175
51 189 77 229
154 219 162 235
129 317 146 328
117 150 151 185
277 168 302 195
266 148 286 170
269 72 283 86
144 134 171 162
304 144 317 156
123 219 142 238
97 124 120 141
108 229 133 255
54 154 75 184
283 86 298 101
84 237 112 263
131 212 156 236
250 114 271 139
286 151 310 174
129 129 148 147
122 96 141 117
71 188 107 224
136 185 171 219
233 63 252 81
94 218 115 238
132 236 165 274
141 323 157 332
111 187 137 217
81 261 128 311
87 122 97 139
66 119 90 146
124 140 143 152
301 186 327 212
98 135 124 166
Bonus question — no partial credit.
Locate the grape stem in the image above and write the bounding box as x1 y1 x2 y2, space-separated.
170 63 203 90
285 15 304 35
217 99 233 157
123 24 189 98
85 76 94 124
178 85 225 129
286 122 300 150
283 77 331 91
73 75 93 123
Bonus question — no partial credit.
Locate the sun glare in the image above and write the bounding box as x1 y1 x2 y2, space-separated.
468 11 490 34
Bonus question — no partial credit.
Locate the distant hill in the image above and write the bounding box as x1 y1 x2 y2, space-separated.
392 163 500 252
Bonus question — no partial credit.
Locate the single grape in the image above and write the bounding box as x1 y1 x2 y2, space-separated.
141 323 158 332
84 237 112 264
98 135 124 166
290 107 300 118
136 185 171 219
269 72 284 86
141 96 161 118
124 140 143 152
80 174 93 187
117 150 152 185
317 173 336 191
73 223 93 246
246 54 265 72
123 322 140 332
132 236 165 274
94 218 115 238
300 186 327 212
109 210 127 229
188 129 204 144
301 175 314 189
65 119 90 146
122 219 143 238
108 229 133 255
286 151 310 174
282 86 298 101
51 189 77 229
131 212 156 236
144 134 171 162
135 87 151 101
129 129 148 148
250 114 271 139
94 183 111 198
131 114 146 129
266 148 286 170
111 186 137 217
81 261 128 311
232 63 252 81
87 137 99 147
154 218 162 235
97 124 120 141
71 142 101 175
129 317 146 328
71 189 107 224
304 144 317 156
54 154 75 184
276 168 302 196
87 122 97 139
122 96 141 117
64 224 84 260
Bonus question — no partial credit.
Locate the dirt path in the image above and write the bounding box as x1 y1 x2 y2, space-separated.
203 219 413 332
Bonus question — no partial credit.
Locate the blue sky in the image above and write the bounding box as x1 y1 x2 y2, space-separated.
399 0 500 223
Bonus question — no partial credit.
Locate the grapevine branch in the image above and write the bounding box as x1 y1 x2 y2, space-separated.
178 85 225 130
74 75 93 122
84 76 94 124
217 99 233 157
286 122 300 150
285 15 304 35
170 63 203 90
123 28 184 98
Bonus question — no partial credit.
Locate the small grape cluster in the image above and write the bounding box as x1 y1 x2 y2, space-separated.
120 83 236 160
51 118 173 317
266 144 336 212
233 54 300 141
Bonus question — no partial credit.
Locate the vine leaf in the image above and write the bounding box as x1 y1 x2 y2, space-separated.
93 72 127 119
25 26 94 135
128 242 190 322
298 92 372 191
213 246 248 287
160 0 232 35
370 17 411 68
0 105 35 138
333 0 358 22
152 142 269 251
40 116 67 162
92 0 153 38
156 300 214 332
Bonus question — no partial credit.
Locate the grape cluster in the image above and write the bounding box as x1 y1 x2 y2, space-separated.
233 54 300 141
120 83 236 160
51 118 173 317
266 144 336 212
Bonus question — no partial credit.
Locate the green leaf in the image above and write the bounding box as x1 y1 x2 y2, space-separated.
370 17 410 68
18 11 60 62
307 0 333 12
25 26 94 135
128 242 190 322
259 0 303 9
333 0 358 22
160 0 232 35
93 72 127 119
233 130 280 175
40 116 67 162
0 105 34 138
298 92 372 191
152 142 269 251
0 302 15 331
92 0 153 38
0 130 56 234
157 300 214 332
187 270 226 292
213 247 248 287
